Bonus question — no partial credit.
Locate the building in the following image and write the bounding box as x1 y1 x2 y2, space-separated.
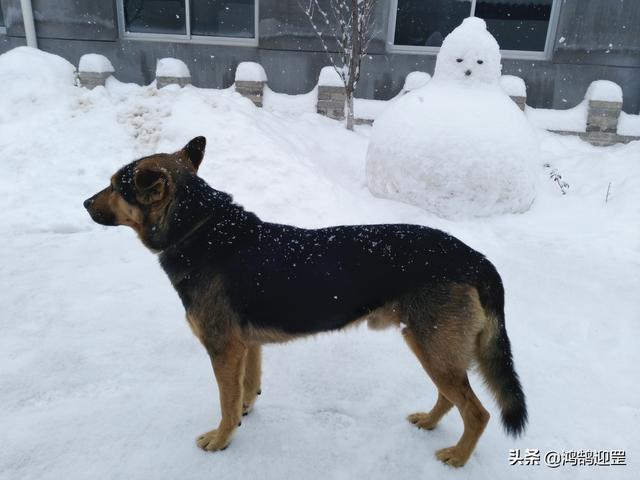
1 0 638 113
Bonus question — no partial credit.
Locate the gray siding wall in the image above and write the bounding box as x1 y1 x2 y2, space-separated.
1 0 639 113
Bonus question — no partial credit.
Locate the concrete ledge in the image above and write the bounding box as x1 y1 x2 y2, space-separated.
550 129 640 147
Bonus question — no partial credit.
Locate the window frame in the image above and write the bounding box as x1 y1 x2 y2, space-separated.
115 0 259 46
386 0 561 60
0 4 6 35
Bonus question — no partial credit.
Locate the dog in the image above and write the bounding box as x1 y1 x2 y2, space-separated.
84 136 527 467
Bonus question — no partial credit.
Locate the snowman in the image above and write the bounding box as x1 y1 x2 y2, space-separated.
366 17 538 217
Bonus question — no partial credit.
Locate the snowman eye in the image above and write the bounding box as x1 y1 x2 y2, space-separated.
456 58 463 63
477 60 484 64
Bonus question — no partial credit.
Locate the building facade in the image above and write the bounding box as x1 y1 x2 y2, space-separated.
1 0 639 113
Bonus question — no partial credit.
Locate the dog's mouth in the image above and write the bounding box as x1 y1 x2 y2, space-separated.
84 197 117 226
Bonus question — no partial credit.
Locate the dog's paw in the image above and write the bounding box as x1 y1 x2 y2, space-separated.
242 388 261 416
407 412 439 430
436 446 467 468
196 429 230 452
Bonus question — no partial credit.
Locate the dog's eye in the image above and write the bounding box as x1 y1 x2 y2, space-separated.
456 58 463 63
477 60 484 65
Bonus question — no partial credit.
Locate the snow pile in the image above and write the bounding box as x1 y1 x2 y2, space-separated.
500 75 526 97
156 58 190 78
78 53 114 73
618 112 640 136
318 66 343 87
366 18 538 217
235 61 267 82
585 80 623 103
0 47 76 123
402 71 431 93
526 102 588 133
263 86 317 114
354 99 389 121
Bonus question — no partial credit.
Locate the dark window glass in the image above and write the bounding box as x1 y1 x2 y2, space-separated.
0 6 4 27
394 0 472 47
475 0 552 51
190 0 255 38
124 0 187 35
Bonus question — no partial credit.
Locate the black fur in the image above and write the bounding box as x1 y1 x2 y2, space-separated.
110 169 491 335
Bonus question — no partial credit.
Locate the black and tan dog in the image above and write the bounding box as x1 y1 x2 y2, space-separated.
84 137 527 467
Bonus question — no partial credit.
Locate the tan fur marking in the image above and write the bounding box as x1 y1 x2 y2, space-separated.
366 302 403 330
197 336 247 452
242 345 262 414
110 195 144 230
186 312 206 344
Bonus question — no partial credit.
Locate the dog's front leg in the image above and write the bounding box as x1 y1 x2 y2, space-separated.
197 337 247 452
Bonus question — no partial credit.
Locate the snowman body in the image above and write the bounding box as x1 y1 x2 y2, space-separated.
366 18 537 217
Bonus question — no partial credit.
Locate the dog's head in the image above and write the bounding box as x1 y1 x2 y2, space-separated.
84 136 206 250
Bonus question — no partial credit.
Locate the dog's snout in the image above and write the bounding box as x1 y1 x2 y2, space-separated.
465 70 472 76
83 197 94 210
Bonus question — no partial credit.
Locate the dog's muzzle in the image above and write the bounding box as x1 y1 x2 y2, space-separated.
84 192 117 226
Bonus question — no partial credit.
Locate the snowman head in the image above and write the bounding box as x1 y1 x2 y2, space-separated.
434 17 502 86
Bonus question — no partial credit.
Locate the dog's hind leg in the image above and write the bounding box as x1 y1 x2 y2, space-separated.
242 344 262 416
197 337 247 452
402 325 490 468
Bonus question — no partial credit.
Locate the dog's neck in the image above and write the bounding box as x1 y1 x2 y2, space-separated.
156 178 261 289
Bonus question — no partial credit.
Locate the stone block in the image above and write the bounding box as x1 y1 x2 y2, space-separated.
156 76 191 89
235 80 265 107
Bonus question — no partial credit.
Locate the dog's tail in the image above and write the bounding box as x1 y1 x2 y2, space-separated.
475 259 528 437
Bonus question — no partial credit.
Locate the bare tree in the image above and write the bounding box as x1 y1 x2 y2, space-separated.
300 0 377 130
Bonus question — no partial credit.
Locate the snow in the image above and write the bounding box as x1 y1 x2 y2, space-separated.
155 57 190 78
78 53 114 74
263 86 318 115
526 102 588 133
1 46 640 480
354 98 389 120
366 18 537 217
618 112 640 136
0 46 76 124
235 61 267 83
585 80 623 103
318 66 343 87
500 75 526 97
402 71 431 93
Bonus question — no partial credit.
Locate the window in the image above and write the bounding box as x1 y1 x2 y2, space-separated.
0 5 5 32
389 0 559 59
118 0 257 45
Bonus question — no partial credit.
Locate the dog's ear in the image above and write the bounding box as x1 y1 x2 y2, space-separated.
134 167 170 204
182 136 206 171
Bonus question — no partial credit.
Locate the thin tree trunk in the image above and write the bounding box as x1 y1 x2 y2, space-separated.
346 93 354 131
345 0 361 131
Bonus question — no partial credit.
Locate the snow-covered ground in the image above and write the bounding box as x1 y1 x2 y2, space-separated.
1 48 639 480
